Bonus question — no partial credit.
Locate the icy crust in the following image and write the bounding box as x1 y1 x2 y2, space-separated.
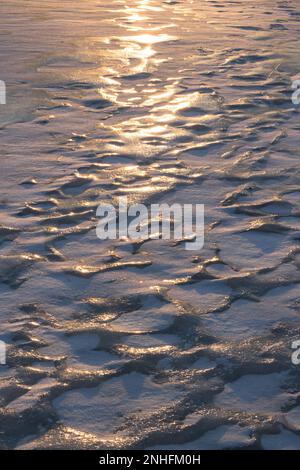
0 0 300 450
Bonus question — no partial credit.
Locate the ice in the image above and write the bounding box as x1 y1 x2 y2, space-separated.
202 284 300 340
6 378 59 414
261 427 300 450
1 0 300 450
53 372 185 437
214 372 297 415
151 424 255 450
284 406 300 432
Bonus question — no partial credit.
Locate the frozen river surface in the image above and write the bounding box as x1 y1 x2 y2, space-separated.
0 0 300 449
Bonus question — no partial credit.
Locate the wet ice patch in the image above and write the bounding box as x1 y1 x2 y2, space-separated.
284 406 300 432
214 372 296 415
168 280 232 313
123 334 180 348
39 332 119 370
39 332 100 357
109 302 176 334
219 231 291 270
190 356 216 371
151 424 254 450
202 284 300 340
261 427 300 450
53 372 185 437
6 378 58 414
